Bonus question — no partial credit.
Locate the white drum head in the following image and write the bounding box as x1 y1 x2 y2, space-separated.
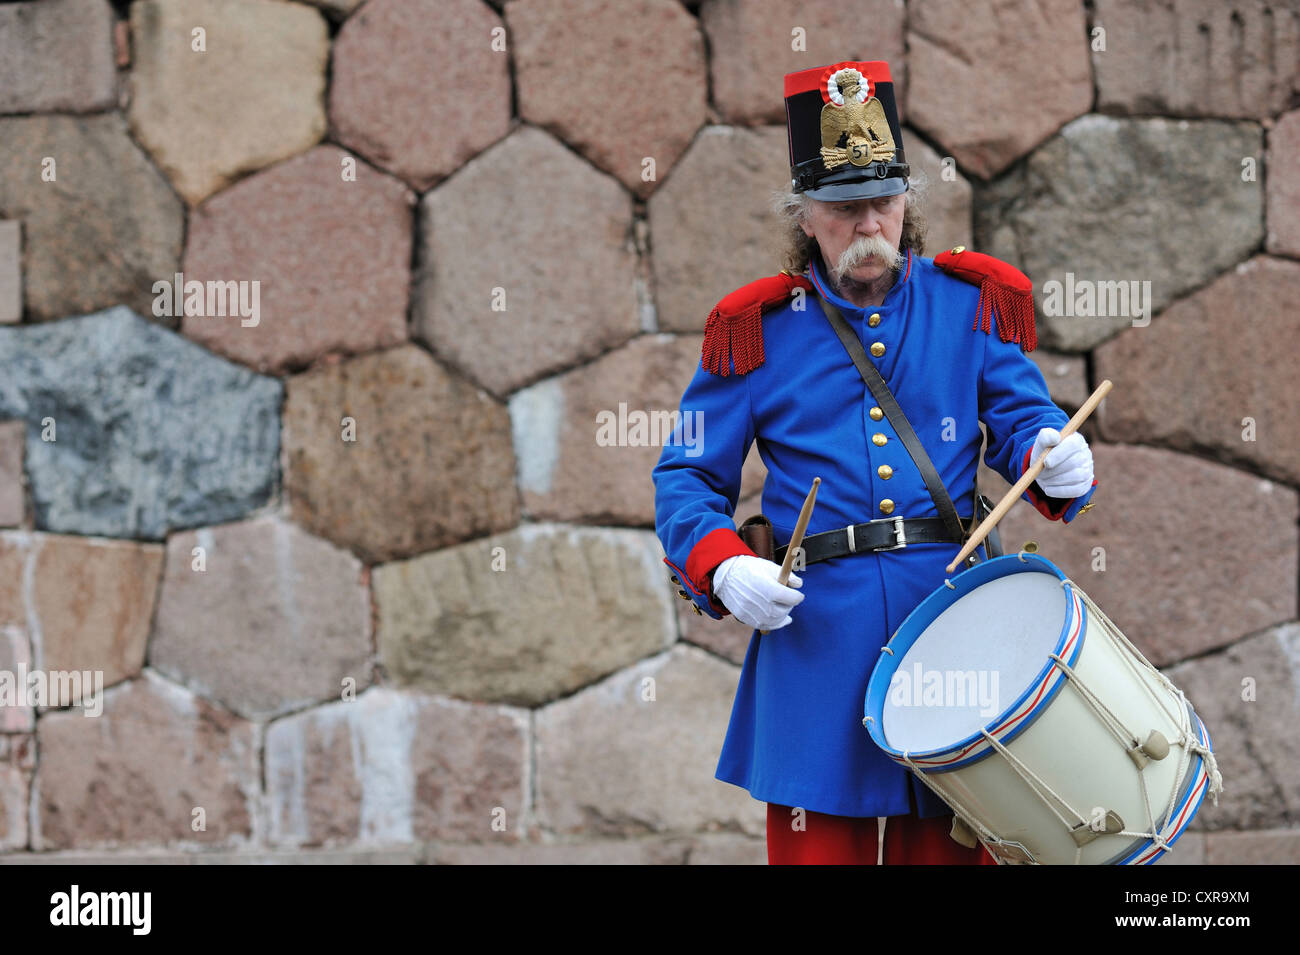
882 571 1068 752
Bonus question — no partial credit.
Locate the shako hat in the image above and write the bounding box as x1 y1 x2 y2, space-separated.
784 60 909 200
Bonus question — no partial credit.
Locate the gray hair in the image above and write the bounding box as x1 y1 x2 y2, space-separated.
770 171 929 275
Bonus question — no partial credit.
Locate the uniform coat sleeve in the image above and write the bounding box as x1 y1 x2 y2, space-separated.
652 355 760 619
978 325 1097 523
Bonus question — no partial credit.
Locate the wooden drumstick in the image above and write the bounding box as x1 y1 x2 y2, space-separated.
945 380 1112 573
759 476 820 634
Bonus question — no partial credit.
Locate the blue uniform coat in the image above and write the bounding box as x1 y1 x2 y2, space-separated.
652 250 1097 818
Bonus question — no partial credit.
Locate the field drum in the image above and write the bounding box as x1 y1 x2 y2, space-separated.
863 552 1221 865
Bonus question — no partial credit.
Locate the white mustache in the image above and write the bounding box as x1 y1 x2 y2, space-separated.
833 235 903 283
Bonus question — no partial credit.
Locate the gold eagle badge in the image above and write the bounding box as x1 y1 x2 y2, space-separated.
819 68 896 170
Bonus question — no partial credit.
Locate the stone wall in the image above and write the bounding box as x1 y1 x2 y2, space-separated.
0 0 1296 864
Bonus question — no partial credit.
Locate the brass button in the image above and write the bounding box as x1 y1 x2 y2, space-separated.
878 465 893 479
870 342 886 357
1077 502 1095 516
950 245 965 254
692 604 702 615
869 406 884 421
879 499 895 515
868 312 882 327
872 433 888 446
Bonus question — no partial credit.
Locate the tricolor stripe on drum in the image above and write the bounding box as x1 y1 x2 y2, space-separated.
1123 712 1214 865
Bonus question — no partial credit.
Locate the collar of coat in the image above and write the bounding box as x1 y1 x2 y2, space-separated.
699 246 1035 377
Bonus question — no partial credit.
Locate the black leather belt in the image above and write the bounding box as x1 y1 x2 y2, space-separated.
774 515 975 567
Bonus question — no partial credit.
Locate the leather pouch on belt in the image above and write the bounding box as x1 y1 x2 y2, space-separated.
738 515 775 563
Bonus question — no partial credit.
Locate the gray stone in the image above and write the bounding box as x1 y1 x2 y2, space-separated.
413 126 640 396
511 335 769 528
0 846 425 864
909 0 1092 179
976 115 1265 351
1 531 162 703
700 0 905 125
299 0 364 16
0 420 23 527
128 0 330 205
1093 0 1300 121
0 735 34 851
1268 109 1300 258
428 838 692 865
0 308 281 539
649 126 792 334
1204 829 1300 864
535 644 765 837
265 687 529 847
152 516 372 720
0 115 184 323
428 834 763 864
180 144 414 375
0 624 33 732
512 334 763 526
329 0 511 192
374 524 676 706
0 0 117 115
1028 350 1089 412
988 444 1297 666
507 0 708 198
686 833 767 864
1166 622 1300 831
906 131 974 253
0 221 19 324
1153 831 1205 865
1095 256 1300 486
283 344 518 564
34 671 259 850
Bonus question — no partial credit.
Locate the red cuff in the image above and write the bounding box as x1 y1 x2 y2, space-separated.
685 527 757 613
1022 448 1097 521
1023 448 1066 519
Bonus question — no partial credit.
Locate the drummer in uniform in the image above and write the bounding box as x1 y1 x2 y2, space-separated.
652 60 1098 865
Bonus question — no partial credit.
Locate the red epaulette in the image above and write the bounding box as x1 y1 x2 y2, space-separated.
700 271 814 376
934 246 1037 352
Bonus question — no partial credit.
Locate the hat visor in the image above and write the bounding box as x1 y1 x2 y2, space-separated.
804 172 908 201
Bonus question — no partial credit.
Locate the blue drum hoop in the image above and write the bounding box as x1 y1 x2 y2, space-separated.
1117 709 1213 865
863 553 1086 772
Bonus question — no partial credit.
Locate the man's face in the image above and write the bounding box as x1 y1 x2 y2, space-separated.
800 192 906 285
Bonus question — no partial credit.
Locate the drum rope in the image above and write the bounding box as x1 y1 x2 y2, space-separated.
1068 580 1187 737
1045 649 1168 840
887 575 1222 865
977 728 1089 832
1066 580 1223 807
1047 651 1143 750
899 751 1016 861
978 725 1174 857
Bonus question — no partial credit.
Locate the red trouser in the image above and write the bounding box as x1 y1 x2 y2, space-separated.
767 802 999 865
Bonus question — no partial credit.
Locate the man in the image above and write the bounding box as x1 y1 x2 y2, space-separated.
652 61 1097 865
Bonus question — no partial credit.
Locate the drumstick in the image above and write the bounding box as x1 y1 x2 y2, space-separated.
759 476 820 634
944 380 1112 573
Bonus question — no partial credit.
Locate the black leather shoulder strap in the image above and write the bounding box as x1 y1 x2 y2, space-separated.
819 294 966 542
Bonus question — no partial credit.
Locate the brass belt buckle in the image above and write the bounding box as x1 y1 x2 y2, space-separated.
878 515 907 552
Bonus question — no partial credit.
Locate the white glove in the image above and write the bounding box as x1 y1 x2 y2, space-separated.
1030 428 1094 498
711 555 805 631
